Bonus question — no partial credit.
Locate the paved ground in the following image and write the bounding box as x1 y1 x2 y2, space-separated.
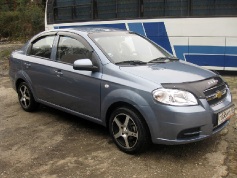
0 44 237 178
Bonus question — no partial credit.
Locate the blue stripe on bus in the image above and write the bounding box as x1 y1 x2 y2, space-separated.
174 46 237 58
143 22 173 54
174 45 237 67
186 54 237 67
225 55 237 67
174 46 188 60
226 47 237 54
92 23 127 30
185 55 225 67
55 23 127 30
127 23 146 36
55 25 79 29
189 46 225 54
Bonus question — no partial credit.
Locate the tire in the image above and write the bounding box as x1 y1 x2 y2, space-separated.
109 107 150 154
17 82 38 112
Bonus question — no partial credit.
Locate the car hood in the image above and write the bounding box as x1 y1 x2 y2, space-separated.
119 61 216 84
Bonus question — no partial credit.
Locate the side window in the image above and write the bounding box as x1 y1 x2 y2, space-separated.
30 36 55 59
57 36 92 64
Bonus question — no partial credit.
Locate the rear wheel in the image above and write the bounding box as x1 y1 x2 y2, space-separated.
17 82 38 112
109 107 150 154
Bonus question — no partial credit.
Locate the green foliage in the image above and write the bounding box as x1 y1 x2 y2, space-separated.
0 49 11 61
0 1 44 40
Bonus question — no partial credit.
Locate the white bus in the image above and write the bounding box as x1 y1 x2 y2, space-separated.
45 0 237 71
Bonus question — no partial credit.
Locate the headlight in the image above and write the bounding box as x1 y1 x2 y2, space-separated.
152 88 198 106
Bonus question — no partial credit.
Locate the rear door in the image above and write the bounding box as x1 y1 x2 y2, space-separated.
24 33 59 102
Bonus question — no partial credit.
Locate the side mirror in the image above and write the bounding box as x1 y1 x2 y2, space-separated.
73 59 99 72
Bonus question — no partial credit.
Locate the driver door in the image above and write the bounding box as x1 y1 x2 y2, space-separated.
51 32 102 119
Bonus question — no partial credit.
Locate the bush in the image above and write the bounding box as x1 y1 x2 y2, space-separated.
0 3 44 40
0 11 19 38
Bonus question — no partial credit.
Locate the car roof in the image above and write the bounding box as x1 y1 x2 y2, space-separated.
44 27 127 35
29 27 128 43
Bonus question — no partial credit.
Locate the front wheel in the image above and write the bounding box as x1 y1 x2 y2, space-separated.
109 107 150 154
17 82 38 112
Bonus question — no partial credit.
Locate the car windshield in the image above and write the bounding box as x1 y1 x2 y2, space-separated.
89 32 173 65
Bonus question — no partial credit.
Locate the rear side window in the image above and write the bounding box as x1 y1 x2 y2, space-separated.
30 36 55 59
57 36 92 64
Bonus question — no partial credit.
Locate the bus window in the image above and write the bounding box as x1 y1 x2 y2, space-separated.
143 0 189 17
54 0 92 21
165 0 189 16
54 0 73 21
117 0 140 18
191 0 215 16
97 0 116 19
143 0 165 17
75 0 92 21
55 7 73 21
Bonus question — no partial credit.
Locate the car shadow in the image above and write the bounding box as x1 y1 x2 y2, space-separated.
39 104 109 136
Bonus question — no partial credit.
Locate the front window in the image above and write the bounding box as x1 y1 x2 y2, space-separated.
57 36 92 64
89 32 172 64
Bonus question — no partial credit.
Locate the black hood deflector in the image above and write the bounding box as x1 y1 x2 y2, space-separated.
162 76 225 99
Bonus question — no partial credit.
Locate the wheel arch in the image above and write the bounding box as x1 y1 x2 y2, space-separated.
16 78 26 90
14 70 38 101
105 101 151 138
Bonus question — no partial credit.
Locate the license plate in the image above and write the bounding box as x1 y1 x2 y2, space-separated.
218 106 235 125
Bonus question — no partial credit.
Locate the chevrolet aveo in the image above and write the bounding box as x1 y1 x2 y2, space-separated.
9 28 235 154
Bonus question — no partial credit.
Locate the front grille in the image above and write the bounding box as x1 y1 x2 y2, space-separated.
204 83 227 106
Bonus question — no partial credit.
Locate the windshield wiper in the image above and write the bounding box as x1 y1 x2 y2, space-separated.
115 60 147 65
148 57 179 63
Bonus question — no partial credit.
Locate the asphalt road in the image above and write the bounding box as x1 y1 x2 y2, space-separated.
0 44 237 178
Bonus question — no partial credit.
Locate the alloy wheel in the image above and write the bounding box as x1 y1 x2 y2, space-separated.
112 113 138 149
19 84 31 109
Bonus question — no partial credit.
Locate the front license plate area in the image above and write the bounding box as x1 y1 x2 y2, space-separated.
218 106 235 125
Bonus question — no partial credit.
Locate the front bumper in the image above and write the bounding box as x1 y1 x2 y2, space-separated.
142 89 234 145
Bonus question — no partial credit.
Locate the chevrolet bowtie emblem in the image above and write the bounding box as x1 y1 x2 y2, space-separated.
216 91 222 99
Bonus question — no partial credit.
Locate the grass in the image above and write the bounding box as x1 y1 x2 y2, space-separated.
0 49 12 61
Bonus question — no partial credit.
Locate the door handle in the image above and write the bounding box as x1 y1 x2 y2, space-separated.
24 62 31 68
54 69 63 77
